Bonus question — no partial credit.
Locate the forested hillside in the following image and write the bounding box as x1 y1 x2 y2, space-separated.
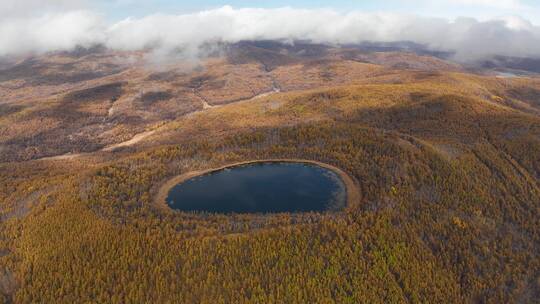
1 43 540 303
2 93 540 302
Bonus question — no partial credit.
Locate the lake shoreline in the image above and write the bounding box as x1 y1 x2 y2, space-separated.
154 159 361 213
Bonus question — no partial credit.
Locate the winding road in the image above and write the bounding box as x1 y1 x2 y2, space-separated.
38 82 282 161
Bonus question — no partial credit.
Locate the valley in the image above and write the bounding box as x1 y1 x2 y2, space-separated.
0 41 540 303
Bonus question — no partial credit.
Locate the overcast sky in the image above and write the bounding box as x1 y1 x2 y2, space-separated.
2 0 538 21
0 0 539 60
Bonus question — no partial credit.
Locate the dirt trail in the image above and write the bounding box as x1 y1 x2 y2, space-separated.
202 100 215 109
37 130 156 161
102 130 156 152
39 83 282 161
251 85 281 100
195 83 281 110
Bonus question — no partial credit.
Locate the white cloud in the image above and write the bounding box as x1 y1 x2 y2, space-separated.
444 0 525 9
0 11 105 56
0 0 90 18
0 5 539 61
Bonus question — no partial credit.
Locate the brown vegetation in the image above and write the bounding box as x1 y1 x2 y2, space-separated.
1 42 540 303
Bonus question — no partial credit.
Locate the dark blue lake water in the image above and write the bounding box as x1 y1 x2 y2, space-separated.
166 162 346 214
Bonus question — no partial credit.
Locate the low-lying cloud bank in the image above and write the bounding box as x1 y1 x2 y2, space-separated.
1 6 539 61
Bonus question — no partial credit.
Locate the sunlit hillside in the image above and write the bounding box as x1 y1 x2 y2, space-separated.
1 39 539 303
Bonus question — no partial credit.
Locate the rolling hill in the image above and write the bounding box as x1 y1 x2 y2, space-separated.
1 41 539 303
